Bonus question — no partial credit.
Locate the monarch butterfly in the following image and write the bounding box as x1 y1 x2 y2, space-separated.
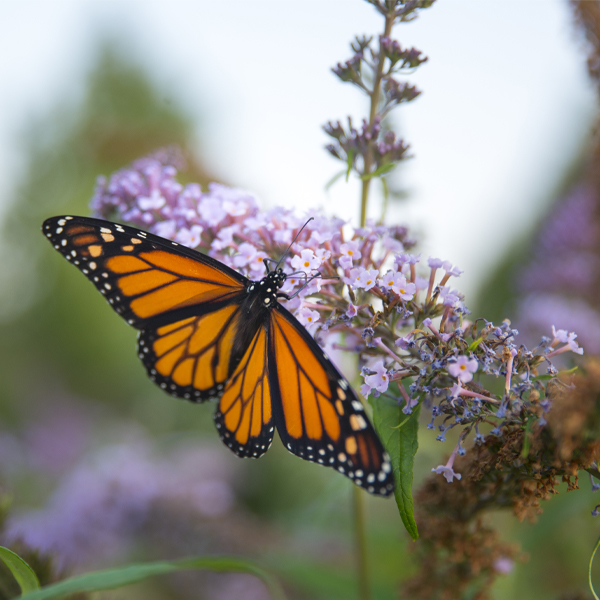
42 215 394 496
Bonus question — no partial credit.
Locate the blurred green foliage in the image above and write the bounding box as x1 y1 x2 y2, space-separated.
0 40 214 427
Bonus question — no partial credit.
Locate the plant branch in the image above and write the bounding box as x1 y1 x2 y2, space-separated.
353 485 370 600
360 13 395 227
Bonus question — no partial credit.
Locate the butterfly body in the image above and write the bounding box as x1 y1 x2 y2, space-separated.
43 215 394 496
230 269 287 369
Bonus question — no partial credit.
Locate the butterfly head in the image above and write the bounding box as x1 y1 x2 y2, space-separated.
247 268 287 310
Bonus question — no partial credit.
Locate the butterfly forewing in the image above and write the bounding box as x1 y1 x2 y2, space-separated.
269 307 394 496
42 216 248 329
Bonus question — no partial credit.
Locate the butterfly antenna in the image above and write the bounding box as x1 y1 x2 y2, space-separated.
285 272 329 301
276 218 314 270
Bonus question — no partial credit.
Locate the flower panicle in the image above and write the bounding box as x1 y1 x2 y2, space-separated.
91 151 584 484
366 0 436 21
324 0 433 205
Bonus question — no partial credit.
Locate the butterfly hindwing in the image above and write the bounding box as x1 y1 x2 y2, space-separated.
42 216 248 329
138 303 244 402
269 307 394 496
214 325 275 458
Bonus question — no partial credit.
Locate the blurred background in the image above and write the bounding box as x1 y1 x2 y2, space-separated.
0 1 598 599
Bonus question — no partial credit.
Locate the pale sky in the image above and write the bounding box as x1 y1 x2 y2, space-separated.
0 0 597 298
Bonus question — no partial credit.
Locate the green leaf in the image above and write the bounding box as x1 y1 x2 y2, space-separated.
531 373 554 382
324 169 347 192
0 546 40 594
359 162 395 181
345 149 355 182
467 337 483 352
379 177 389 223
590 533 600 600
532 367 578 383
520 415 535 459
370 395 420 540
18 556 286 600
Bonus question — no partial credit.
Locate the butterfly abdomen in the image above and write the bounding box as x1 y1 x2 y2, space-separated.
228 269 287 373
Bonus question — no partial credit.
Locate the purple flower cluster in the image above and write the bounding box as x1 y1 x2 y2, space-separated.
324 13 428 186
514 184 600 354
5 429 238 569
90 151 412 323
90 152 584 485
324 116 410 175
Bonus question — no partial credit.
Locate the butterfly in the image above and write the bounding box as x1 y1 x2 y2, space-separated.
42 215 394 496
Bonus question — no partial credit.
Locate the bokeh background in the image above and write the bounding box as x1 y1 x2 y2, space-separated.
0 1 598 599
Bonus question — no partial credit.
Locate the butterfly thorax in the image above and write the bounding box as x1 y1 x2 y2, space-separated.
245 268 286 312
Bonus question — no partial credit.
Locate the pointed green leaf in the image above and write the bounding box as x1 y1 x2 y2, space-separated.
467 337 483 352
532 368 577 383
324 169 347 192
359 162 395 181
0 546 40 594
18 556 285 600
370 395 420 540
345 149 356 181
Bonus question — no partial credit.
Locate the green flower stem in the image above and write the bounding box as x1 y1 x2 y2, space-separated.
360 11 395 227
353 484 370 600
354 11 398 600
353 9 397 600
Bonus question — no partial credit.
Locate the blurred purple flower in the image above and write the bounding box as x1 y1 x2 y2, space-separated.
517 294 600 355
204 573 271 600
432 443 462 483
513 184 600 354
362 359 390 396
0 400 92 477
493 557 514 575
6 432 237 569
447 356 478 383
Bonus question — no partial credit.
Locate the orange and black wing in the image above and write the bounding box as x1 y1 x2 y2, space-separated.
43 215 250 402
214 325 274 458
42 216 248 329
138 304 244 401
268 306 394 496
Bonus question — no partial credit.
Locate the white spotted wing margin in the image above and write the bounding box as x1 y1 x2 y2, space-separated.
268 305 394 497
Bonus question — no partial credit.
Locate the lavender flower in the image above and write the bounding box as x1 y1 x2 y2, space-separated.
514 184 600 354
431 443 462 483
6 431 238 569
447 355 478 383
323 2 434 225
